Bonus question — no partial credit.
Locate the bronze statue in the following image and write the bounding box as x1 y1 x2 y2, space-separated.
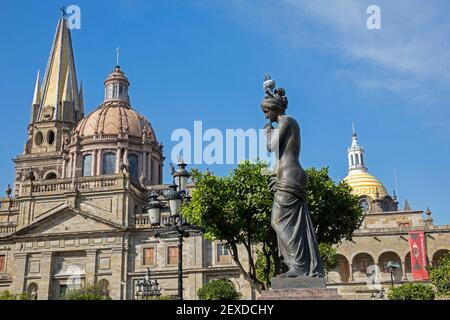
262 75 324 278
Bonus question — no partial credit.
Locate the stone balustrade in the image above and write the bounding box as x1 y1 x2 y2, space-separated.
0 224 16 236
19 176 121 195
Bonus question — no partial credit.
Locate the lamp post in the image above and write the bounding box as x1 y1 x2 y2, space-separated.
135 268 161 300
146 161 199 300
387 261 401 287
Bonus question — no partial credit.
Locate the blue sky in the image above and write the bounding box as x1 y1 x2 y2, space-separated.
0 1 449 224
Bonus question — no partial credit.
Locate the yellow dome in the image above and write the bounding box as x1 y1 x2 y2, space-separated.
343 170 387 199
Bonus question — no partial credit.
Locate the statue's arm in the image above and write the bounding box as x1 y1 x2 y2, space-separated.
267 119 289 152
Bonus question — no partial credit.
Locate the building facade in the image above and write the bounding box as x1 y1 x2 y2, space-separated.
0 16 253 300
327 128 450 299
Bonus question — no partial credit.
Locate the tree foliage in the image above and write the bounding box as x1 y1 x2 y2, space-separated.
64 282 111 300
197 279 241 300
387 283 435 300
0 290 31 300
182 161 362 292
428 252 450 298
306 167 362 244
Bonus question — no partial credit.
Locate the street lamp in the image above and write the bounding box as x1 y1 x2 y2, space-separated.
387 261 401 287
135 268 161 300
147 161 199 300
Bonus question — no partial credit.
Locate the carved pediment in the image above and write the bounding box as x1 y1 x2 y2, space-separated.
14 206 123 236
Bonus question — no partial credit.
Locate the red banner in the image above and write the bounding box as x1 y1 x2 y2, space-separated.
408 231 429 280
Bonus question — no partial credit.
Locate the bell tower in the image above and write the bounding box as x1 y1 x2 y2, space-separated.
348 123 367 172
13 15 82 188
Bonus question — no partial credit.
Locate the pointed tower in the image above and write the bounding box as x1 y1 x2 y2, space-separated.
348 123 367 171
14 14 82 186
30 70 41 124
343 124 388 199
26 15 81 155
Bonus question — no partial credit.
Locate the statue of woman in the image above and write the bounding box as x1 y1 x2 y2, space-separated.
262 76 324 278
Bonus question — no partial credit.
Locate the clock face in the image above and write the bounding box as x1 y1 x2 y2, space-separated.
359 198 371 213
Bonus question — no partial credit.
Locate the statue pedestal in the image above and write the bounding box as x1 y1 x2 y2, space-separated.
258 277 342 300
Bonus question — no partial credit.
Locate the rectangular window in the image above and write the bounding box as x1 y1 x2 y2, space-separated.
217 242 231 264
82 154 92 177
59 285 68 297
102 152 116 175
0 255 5 273
167 246 179 265
143 247 155 266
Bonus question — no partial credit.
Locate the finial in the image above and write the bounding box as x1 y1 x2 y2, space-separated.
392 190 397 201
352 122 356 137
116 46 120 67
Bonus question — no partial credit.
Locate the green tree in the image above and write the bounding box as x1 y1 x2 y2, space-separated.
428 252 450 298
0 290 17 300
183 161 273 293
318 243 338 272
183 162 362 293
197 279 241 300
64 282 111 300
387 283 435 300
0 291 32 300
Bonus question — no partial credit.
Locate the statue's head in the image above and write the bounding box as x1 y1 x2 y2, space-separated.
261 87 288 122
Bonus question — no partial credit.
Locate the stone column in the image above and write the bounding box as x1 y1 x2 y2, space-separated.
68 153 73 178
110 247 124 300
12 252 27 294
115 148 121 174
72 152 78 178
92 150 97 176
85 249 97 284
39 252 53 300
401 261 407 281
123 148 128 165
349 264 355 282
62 157 66 179
148 156 152 183
97 150 102 175
141 151 146 180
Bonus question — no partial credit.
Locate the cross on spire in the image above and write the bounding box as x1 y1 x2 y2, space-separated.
116 46 120 67
60 6 67 18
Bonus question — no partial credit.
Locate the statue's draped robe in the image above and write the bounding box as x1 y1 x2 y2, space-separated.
270 174 324 277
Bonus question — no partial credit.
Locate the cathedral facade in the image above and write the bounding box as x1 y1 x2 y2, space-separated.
0 16 253 300
327 129 450 299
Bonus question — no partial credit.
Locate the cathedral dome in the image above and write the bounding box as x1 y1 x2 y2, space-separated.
343 170 387 199
74 101 157 141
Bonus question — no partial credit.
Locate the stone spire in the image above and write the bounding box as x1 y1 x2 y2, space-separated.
30 70 41 124
348 124 367 172
32 70 41 106
38 16 81 123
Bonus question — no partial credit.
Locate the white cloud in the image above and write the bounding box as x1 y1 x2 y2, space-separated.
219 0 450 124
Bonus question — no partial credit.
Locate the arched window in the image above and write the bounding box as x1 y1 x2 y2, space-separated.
45 172 57 180
97 279 110 297
128 154 139 181
351 155 354 166
360 154 364 166
355 154 360 165
433 249 449 267
102 152 116 175
82 154 92 177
